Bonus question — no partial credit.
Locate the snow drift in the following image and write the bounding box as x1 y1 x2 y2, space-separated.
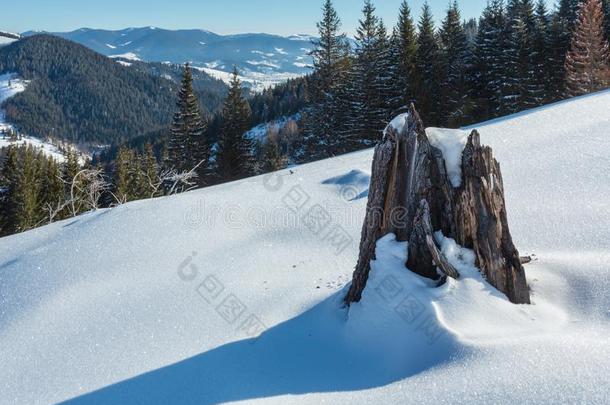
1 91 610 404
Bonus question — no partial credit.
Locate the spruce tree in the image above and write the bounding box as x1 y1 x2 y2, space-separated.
13 146 42 232
603 0 610 40
548 0 582 99
503 0 526 114
307 0 350 158
474 0 506 119
565 0 610 96
438 1 469 127
261 131 288 173
414 2 441 124
130 154 146 200
532 0 552 104
461 18 479 125
517 0 540 109
395 0 418 105
169 63 210 180
41 157 64 220
387 29 408 113
216 68 255 181
143 143 159 197
347 1 394 147
1 146 20 234
114 146 131 203
63 149 83 215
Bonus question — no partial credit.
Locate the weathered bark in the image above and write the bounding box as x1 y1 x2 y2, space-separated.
345 104 530 305
345 139 394 303
408 200 461 280
454 131 530 304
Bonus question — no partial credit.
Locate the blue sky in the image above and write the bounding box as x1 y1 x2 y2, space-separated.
5 0 556 36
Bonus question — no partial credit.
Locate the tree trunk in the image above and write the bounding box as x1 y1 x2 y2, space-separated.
345 104 530 305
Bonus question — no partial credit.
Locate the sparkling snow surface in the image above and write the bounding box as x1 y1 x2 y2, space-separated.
0 91 609 404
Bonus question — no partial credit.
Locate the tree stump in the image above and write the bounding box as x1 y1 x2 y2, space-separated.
345 105 530 305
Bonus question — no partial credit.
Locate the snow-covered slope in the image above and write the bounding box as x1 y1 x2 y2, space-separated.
1 91 609 404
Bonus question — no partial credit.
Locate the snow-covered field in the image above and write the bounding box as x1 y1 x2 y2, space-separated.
109 52 142 61
1 91 609 404
0 73 69 161
198 66 303 93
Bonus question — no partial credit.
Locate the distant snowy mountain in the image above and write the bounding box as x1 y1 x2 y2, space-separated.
0 30 20 45
24 27 315 91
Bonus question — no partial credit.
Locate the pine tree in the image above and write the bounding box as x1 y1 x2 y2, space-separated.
40 157 65 220
565 0 610 96
307 0 350 158
503 0 525 114
168 63 210 180
394 0 418 105
143 143 159 198
548 0 582 99
414 2 441 124
463 18 480 123
532 0 552 104
603 0 610 40
62 149 83 215
261 130 288 173
517 0 540 109
129 153 146 200
0 146 20 234
346 1 394 146
114 146 131 203
474 0 507 119
216 68 255 181
13 146 42 231
387 29 408 113
438 1 469 127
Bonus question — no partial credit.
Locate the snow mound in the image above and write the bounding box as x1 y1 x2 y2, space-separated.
425 127 471 187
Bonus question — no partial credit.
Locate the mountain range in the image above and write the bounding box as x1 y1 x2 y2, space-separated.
23 27 315 91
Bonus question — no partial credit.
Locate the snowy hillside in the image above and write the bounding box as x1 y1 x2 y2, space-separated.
25 27 314 91
0 73 68 161
1 91 609 404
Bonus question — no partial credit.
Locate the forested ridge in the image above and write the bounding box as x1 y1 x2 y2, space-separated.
0 35 227 145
